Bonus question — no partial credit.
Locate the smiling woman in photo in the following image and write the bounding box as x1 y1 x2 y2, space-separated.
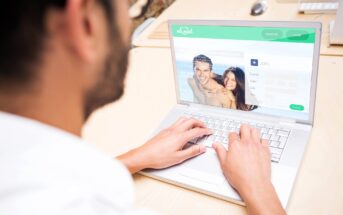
223 67 257 111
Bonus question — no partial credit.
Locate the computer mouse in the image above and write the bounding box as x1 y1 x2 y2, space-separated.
251 0 268 16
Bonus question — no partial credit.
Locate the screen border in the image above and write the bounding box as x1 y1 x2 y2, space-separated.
168 20 322 125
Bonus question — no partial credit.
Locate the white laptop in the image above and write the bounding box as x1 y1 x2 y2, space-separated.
140 20 322 208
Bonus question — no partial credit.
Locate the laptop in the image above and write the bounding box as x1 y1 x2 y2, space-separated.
140 20 321 208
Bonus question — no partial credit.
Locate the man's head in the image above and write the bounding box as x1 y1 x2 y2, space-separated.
0 0 131 122
192 55 213 86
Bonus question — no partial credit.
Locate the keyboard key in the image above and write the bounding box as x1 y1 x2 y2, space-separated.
280 128 291 132
268 129 277 135
262 133 271 140
271 154 281 162
207 135 215 141
214 136 222 142
270 147 282 155
279 136 287 149
199 139 212 148
261 127 268 134
270 135 279 141
228 127 235 132
182 112 291 161
270 141 280 148
277 130 289 136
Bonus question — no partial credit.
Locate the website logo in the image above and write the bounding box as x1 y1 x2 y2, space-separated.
251 59 259 66
176 26 193 36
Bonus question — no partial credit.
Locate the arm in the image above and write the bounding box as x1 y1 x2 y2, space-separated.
187 77 206 104
218 88 235 109
117 118 212 174
212 125 286 215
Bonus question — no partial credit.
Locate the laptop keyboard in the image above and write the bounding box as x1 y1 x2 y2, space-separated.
183 112 291 163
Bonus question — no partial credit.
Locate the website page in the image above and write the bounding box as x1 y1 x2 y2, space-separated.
171 24 316 121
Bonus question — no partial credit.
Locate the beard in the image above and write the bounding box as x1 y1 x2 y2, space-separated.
83 37 130 121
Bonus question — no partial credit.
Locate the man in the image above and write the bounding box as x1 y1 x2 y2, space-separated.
187 55 236 109
0 1 285 215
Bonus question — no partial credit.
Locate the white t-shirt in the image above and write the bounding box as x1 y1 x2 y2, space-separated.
0 112 156 215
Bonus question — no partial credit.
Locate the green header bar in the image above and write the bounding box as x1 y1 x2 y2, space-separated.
172 25 315 43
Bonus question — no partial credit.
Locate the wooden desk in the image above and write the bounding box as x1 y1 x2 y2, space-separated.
132 0 343 56
82 47 343 215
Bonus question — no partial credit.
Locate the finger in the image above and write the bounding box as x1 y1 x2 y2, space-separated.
228 132 240 144
261 139 269 147
182 127 212 143
262 139 271 156
250 127 261 143
212 142 227 167
176 118 207 132
169 117 188 129
177 144 206 162
240 124 251 142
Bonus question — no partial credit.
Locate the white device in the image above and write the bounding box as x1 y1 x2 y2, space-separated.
330 0 343 44
140 20 321 208
298 2 338 14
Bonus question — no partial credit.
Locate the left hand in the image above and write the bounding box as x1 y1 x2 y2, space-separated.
117 117 212 173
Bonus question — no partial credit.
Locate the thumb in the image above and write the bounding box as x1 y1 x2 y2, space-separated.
212 142 227 167
178 144 206 162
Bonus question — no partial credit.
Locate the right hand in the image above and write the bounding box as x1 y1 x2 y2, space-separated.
212 125 286 215
212 124 271 194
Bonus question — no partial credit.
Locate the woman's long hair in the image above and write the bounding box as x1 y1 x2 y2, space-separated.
223 67 256 111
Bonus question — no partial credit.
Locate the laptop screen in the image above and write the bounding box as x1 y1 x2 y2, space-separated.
170 23 317 121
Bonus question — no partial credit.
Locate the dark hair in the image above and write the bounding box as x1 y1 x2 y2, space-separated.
223 67 256 111
192 54 213 71
0 0 115 91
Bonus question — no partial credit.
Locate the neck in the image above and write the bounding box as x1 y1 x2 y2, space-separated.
0 86 84 137
202 79 222 91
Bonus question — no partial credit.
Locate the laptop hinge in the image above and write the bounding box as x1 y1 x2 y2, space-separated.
278 118 297 126
179 101 190 106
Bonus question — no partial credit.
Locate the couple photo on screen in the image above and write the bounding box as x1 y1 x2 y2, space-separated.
187 54 257 111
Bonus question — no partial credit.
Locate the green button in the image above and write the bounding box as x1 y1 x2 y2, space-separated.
286 30 309 41
290 104 304 111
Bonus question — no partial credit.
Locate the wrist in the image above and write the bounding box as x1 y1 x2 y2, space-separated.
117 146 148 174
240 180 274 203
240 181 285 215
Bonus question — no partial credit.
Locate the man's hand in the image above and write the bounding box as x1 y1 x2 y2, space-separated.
117 117 212 173
212 124 286 215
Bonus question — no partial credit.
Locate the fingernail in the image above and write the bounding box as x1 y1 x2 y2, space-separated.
200 145 207 153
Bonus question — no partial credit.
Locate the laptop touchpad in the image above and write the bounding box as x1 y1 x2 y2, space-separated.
179 150 225 185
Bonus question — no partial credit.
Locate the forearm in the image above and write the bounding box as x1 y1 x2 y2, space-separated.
117 147 147 174
241 182 286 215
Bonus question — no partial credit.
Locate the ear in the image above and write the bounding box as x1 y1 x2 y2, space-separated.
65 0 105 63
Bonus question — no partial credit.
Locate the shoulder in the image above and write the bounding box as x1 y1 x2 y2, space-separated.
0 114 136 214
213 80 224 89
0 138 134 214
226 90 235 100
187 77 195 85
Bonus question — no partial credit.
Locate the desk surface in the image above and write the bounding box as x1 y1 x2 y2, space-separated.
83 47 343 215
132 0 343 56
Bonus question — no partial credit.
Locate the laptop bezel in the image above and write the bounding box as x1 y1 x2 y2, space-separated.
168 20 321 125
